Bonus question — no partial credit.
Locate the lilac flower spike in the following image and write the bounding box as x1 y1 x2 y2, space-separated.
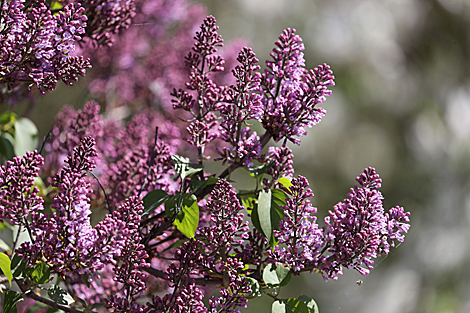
19 137 99 276
261 28 335 145
268 175 324 272
0 151 44 226
321 167 410 280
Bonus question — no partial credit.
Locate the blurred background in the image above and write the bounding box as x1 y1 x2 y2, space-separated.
7 0 470 312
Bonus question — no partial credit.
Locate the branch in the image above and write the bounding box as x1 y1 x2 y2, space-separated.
25 291 84 313
142 266 221 286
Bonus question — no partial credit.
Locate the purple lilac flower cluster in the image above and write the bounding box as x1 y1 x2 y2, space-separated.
148 180 251 312
43 101 179 209
102 196 149 313
268 176 324 272
0 0 90 96
173 16 335 171
261 29 335 145
19 137 100 275
0 150 44 226
171 15 225 159
320 167 411 279
267 168 410 281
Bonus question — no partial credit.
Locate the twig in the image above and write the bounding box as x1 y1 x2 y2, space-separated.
87 171 112 213
142 266 221 286
139 127 159 198
26 291 84 313
38 127 53 155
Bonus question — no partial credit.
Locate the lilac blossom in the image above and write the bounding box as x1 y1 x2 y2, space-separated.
216 127 262 167
268 175 324 272
103 196 149 313
261 29 335 145
0 0 90 96
263 146 295 187
171 15 226 158
0 151 44 226
19 137 100 276
319 167 411 280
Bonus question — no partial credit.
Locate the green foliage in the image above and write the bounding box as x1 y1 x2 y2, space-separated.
0 252 13 287
0 111 38 159
26 262 51 285
171 155 204 180
252 189 287 246
2 290 23 313
47 285 75 305
272 298 311 313
142 189 170 216
263 263 292 288
298 295 319 313
165 194 199 238
244 277 262 298
277 177 293 190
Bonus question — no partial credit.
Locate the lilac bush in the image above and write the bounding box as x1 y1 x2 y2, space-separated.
0 5 410 313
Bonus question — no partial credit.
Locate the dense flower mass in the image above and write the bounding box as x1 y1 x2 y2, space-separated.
261 29 335 145
319 167 411 280
0 151 44 226
268 176 324 272
0 7 410 313
0 0 90 96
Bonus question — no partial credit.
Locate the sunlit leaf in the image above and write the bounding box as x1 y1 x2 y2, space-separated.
263 263 291 288
0 252 12 287
272 298 310 313
166 194 199 238
171 155 203 180
14 117 38 157
298 295 319 313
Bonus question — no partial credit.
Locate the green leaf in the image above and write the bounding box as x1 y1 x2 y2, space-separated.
50 1 63 10
46 308 60 313
250 203 263 235
263 263 291 288
91 302 105 309
171 155 204 180
47 285 75 306
244 277 262 298
238 190 256 212
272 298 310 313
298 295 319 313
142 189 170 216
191 176 219 190
0 111 17 126
257 190 286 246
3 290 23 313
0 252 12 287
0 132 15 160
14 117 38 157
258 190 273 239
166 194 199 238
278 177 293 190
27 263 51 284
247 162 274 177
11 255 26 279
